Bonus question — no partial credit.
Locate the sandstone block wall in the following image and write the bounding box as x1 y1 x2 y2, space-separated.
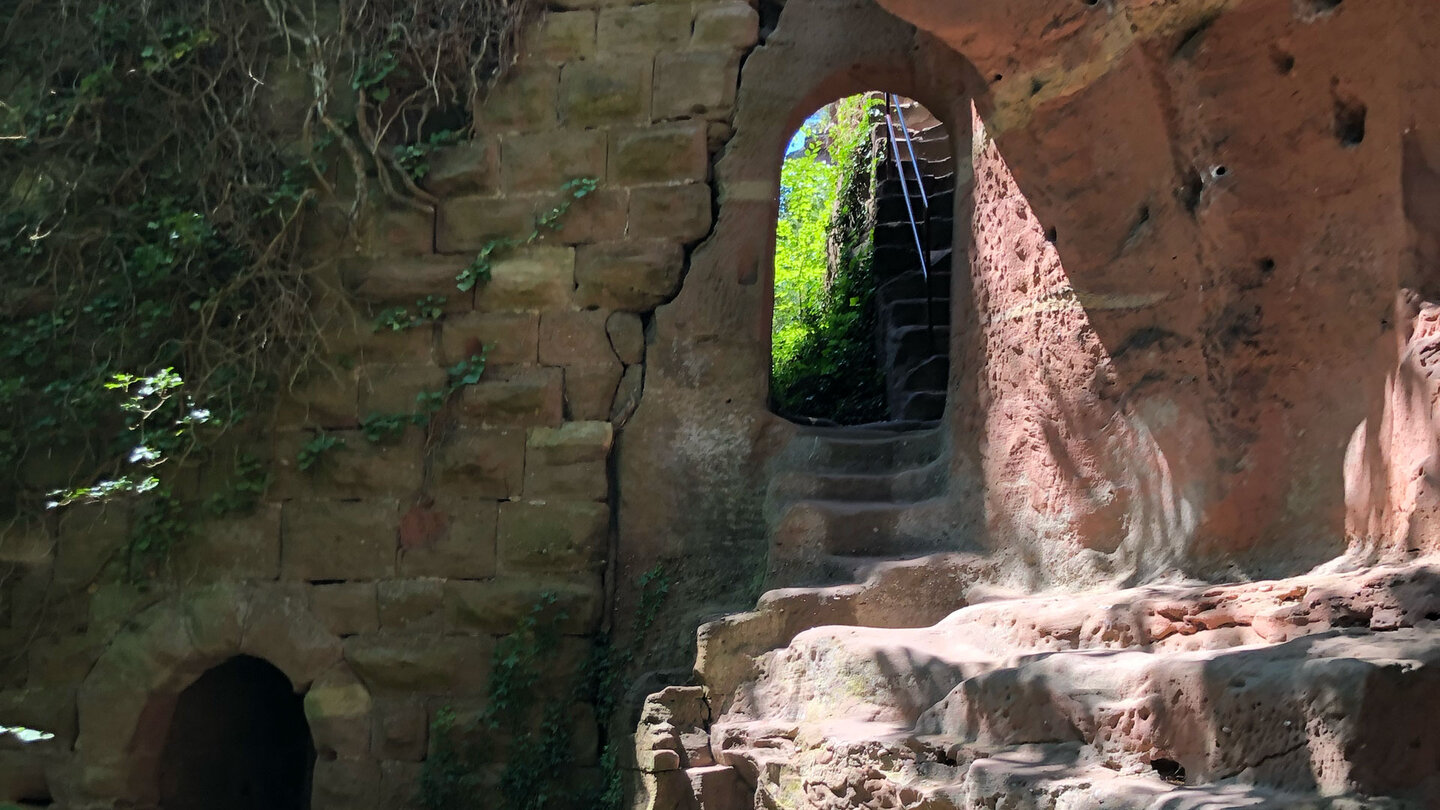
0 2 759 806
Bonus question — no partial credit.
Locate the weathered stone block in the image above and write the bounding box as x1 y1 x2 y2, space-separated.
498 501 609 574
377 579 446 632
372 698 428 761
422 138 500 197
653 50 739 120
440 311 538 366
379 759 425 809
241 585 346 688
564 360 625 421
168 505 282 584
474 65 558 133
27 634 100 686
575 239 684 311
476 247 578 312
436 195 539 254
344 635 492 694
560 58 651 127
274 368 360 429
459 367 565 428
524 422 614 501
360 205 434 257
430 427 525 500
691 2 760 50
444 575 604 635
539 309 619 366
546 187 630 245
0 687 76 744
54 504 126 589
340 256 472 305
0 519 52 565
610 122 709 185
606 311 645 364
358 364 448 416
273 429 425 500
598 4 692 54
630 183 713 242
356 325 436 365
282 501 397 581
312 756 381 810
499 129 607 193
305 665 373 758
310 582 380 637
529 10 596 62
399 501 498 579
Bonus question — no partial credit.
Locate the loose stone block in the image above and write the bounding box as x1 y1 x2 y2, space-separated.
630 183 713 242
444 574 604 635
440 311 540 366
530 10 597 62
378 579 446 632
372 698 429 761
399 500 498 579
498 501 609 574
691 2 760 50
560 58 652 127
343 634 492 694
610 121 709 185
282 500 397 581
168 505 282 584
436 195 539 254
606 311 646 364
431 428 525 500
474 65 559 133
422 138 500 197
565 361 625 421
524 422 614 501
653 50 739 120
575 239 685 311
598 4 692 54
357 364 449 417
540 309 619 366
310 582 380 637
459 367 565 428
476 247 578 312
611 363 644 427
499 129 607 193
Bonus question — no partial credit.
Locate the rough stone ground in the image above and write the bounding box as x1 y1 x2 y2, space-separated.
633 558 1440 809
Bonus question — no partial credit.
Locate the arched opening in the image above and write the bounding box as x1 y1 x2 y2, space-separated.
157 655 315 810
770 92 955 427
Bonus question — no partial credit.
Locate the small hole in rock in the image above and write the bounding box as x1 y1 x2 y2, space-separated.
1334 98 1367 147
1212 165 1229 178
1151 758 1186 784
1258 257 1277 273
993 73 1004 82
1044 226 1058 243
1273 51 1296 74
1425 611 1440 621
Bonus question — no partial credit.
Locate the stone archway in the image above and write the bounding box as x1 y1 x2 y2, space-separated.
69 583 369 809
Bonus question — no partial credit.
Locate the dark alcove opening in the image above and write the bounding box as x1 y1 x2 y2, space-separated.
158 655 316 810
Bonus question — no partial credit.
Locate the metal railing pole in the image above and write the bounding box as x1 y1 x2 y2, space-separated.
884 97 936 351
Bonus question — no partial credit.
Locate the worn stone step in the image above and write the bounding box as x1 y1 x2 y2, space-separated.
877 188 957 223
877 270 951 305
771 497 956 559
874 221 953 252
775 425 945 474
873 246 952 278
878 172 955 198
884 324 950 368
899 355 949 392
883 297 952 329
898 390 946 421
767 458 946 507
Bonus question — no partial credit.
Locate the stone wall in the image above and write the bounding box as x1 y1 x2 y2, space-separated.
0 2 759 806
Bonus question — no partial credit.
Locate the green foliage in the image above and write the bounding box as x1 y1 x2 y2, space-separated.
394 130 464 181
456 177 599 292
203 454 271 516
297 432 346 472
127 486 187 579
771 95 887 423
374 296 448 332
419 567 672 810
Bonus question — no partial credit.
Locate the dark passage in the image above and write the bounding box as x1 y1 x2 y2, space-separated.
158 656 315 810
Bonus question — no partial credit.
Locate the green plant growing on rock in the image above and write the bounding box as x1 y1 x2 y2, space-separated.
297 432 346 472
456 177 599 292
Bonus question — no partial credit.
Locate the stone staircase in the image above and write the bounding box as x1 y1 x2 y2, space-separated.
872 109 955 422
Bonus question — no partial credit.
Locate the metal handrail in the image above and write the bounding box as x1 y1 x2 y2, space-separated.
883 95 937 348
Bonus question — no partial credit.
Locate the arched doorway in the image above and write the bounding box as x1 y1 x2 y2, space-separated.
769 92 956 427
157 655 315 810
